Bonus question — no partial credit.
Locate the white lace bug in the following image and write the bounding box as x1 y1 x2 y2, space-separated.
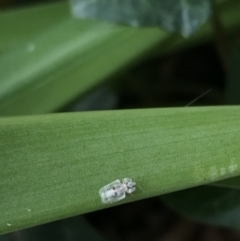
99 178 136 204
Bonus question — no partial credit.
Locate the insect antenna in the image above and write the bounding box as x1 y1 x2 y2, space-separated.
137 184 144 193
185 88 212 107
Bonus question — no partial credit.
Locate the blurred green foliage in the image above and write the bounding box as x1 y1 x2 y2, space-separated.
1 0 240 238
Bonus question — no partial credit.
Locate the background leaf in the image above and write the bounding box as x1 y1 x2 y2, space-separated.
70 0 212 36
161 186 240 229
1 1 240 116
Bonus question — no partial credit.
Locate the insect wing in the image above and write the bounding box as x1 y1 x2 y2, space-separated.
99 180 121 197
99 179 126 204
102 192 126 204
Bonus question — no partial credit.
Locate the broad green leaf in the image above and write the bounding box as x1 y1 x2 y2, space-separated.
0 17 169 116
70 0 212 36
1 106 240 234
0 2 171 116
161 186 240 229
0 2 69 53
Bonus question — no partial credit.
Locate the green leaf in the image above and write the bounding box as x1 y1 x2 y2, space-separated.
1 1 240 116
161 186 240 229
0 19 169 116
1 106 240 234
70 0 212 36
0 2 69 53
0 2 171 116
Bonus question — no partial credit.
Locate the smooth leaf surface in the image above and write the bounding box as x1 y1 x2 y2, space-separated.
161 186 240 229
1 106 240 234
0 2 170 116
70 0 212 36
0 20 169 116
0 2 69 53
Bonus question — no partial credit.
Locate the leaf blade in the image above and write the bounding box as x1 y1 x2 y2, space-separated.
1 106 240 233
